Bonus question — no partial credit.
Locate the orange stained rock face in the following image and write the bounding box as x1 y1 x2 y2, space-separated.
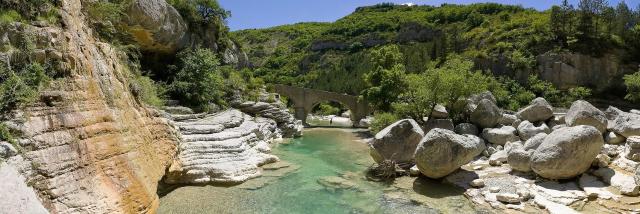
9 0 180 213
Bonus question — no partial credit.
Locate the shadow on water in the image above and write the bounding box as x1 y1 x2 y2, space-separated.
412 176 466 198
156 178 243 197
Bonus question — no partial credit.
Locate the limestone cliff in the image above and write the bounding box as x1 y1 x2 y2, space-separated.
125 0 249 68
534 52 638 93
0 0 180 213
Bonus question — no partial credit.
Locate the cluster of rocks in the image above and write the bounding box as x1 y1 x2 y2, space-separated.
163 94 303 184
369 91 640 213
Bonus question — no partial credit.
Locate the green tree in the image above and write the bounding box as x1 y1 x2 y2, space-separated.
614 1 634 38
167 0 230 27
169 48 225 111
624 70 640 103
393 55 494 122
361 45 407 112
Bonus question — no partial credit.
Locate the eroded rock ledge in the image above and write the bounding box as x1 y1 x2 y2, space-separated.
164 108 293 184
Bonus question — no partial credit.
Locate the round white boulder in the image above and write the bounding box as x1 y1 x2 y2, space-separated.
531 126 604 179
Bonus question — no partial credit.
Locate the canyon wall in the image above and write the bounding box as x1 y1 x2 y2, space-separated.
1 0 180 213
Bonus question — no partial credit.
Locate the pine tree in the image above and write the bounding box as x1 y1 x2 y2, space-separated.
614 1 633 37
561 0 575 35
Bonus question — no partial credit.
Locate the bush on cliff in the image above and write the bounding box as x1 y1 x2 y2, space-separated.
0 62 49 114
0 0 59 24
169 48 225 111
84 0 135 45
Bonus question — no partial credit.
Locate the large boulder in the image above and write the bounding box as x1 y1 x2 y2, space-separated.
517 121 551 141
454 123 479 136
565 100 608 133
481 126 520 145
606 107 640 137
125 0 188 52
369 119 425 164
414 129 486 178
470 99 502 129
531 126 604 179
516 98 553 123
468 91 497 106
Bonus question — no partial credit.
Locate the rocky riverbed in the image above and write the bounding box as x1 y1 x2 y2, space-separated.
369 92 640 213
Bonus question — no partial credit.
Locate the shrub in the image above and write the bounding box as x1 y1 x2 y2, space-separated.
130 74 166 107
0 9 23 25
624 71 640 103
0 0 59 23
370 112 399 133
494 77 535 111
315 103 341 116
0 124 16 145
84 0 134 44
0 62 49 114
169 48 225 111
528 74 561 104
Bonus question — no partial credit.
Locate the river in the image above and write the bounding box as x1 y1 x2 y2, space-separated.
158 128 481 214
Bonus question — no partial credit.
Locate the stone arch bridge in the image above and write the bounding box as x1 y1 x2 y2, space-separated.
273 84 371 127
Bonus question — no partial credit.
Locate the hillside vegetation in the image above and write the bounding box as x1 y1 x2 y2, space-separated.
233 2 640 106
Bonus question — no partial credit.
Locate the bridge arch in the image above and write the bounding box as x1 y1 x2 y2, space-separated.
273 84 370 127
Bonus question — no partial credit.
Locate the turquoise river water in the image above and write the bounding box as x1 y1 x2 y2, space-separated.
158 128 478 214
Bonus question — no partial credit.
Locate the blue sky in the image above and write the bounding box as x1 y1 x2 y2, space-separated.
219 0 640 31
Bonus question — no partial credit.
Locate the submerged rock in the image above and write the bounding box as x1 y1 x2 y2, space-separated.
516 98 553 123
565 100 608 133
414 129 485 178
531 126 604 179
317 176 356 191
369 119 424 164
